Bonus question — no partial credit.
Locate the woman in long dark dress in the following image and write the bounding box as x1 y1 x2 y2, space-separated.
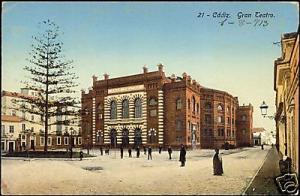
213 149 223 175
179 144 186 167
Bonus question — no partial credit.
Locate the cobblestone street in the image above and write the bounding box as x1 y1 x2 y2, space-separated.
1 146 271 195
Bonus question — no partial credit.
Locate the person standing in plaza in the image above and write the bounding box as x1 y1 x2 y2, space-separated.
179 144 186 167
143 145 147 155
128 147 132 157
168 146 172 160
148 146 152 160
100 146 103 156
213 148 223 175
79 150 83 161
159 145 162 154
136 146 140 158
120 146 124 159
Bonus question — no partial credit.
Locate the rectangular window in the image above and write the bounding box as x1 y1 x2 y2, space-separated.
205 115 212 124
150 109 157 117
57 137 61 145
227 117 230 124
78 137 82 145
21 135 26 140
1 125 5 136
22 124 26 131
11 110 16 116
1 142 5 151
64 137 69 145
209 129 213 136
48 137 52 146
22 142 26 148
99 114 103 120
9 125 14 133
221 129 224 136
40 137 45 146
242 129 246 135
31 127 34 132
31 115 34 121
176 120 182 131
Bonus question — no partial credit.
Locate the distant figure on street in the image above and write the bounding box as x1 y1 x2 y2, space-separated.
179 144 186 167
105 148 110 155
213 149 223 175
79 150 83 161
168 146 172 160
136 146 140 158
148 146 152 160
120 146 124 159
261 144 264 150
159 145 162 154
100 146 103 156
143 145 147 155
70 147 73 159
128 147 132 157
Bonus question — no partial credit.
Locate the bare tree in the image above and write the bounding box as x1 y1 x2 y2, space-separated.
13 20 79 152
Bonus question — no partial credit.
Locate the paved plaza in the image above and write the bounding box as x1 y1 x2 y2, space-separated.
1 146 271 195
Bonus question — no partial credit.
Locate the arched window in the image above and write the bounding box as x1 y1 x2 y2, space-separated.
96 130 103 144
242 115 247 121
176 98 182 110
134 98 142 118
192 96 196 113
149 97 157 106
188 99 191 110
196 103 199 113
122 99 129 118
217 104 223 111
110 101 117 119
96 104 103 120
149 129 156 143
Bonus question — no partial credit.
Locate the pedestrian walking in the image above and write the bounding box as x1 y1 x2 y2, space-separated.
120 146 124 159
70 147 73 159
168 146 172 160
100 146 103 156
159 145 162 154
213 149 223 175
148 146 152 160
143 145 147 155
136 146 140 158
261 144 264 150
128 147 132 157
179 144 186 167
79 150 83 161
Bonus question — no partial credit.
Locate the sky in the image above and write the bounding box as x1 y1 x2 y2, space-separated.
2 2 299 133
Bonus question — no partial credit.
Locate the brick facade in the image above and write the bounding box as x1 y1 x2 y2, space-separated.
81 65 253 149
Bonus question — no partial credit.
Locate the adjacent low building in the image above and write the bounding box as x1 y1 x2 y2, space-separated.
1 89 82 152
81 65 253 149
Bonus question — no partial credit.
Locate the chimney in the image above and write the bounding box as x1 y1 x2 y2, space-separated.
171 74 176 82
104 73 109 80
187 75 191 84
182 72 187 80
192 79 196 85
143 65 148 73
157 63 163 72
92 75 98 83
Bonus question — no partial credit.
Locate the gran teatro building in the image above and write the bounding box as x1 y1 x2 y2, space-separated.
81 64 253 149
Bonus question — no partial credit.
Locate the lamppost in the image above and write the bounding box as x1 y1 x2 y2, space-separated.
259 101 287 156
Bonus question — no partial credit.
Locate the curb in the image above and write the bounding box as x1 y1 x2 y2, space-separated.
241 148 271 195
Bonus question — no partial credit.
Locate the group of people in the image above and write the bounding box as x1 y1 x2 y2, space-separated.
81 144 223 175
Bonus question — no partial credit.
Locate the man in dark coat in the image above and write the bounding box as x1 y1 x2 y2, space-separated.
213 149 223 175
136 146 140 158
148 146 152 160
158 145 162 154
143 145 147 155
128 147 132 157
79 150 83 161
168 146 172 160
100 146 103 156
179 144 186 167
120 146 124 159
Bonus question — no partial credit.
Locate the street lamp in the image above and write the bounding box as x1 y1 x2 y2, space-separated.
259 101 275 119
